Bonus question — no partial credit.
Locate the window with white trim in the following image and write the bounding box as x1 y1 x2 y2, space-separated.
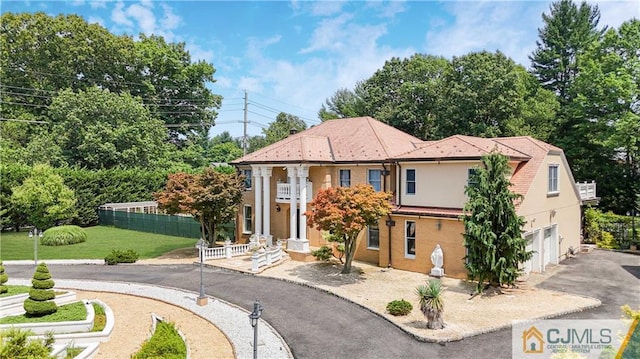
406 169 416 195
243 205 252 234
367 224 380 249
368 169 382 191
548 165 559 194
339 169 351 187
405 221 416 257
243 169 252 190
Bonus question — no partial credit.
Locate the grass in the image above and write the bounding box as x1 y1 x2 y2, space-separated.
91 302 106 332
0 285 30 298
0 226 197 261
0 301 87 324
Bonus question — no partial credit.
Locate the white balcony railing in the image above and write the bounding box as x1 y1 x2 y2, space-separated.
276 182 313 202
576 181 597 200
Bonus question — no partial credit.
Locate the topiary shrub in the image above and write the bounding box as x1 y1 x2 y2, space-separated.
386 299 413 316
23 263 57 317
41 225 87 246
0 261 8 294
104 249 139 265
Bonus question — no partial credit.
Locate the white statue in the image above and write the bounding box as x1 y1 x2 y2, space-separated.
430 244 445 277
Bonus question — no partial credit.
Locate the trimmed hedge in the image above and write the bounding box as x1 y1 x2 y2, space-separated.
23 298 58 316
132 321 187 359
41 225 87 246
104 249 139 265
0 261 8 294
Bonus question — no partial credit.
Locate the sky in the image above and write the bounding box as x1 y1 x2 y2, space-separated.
2 0 638 140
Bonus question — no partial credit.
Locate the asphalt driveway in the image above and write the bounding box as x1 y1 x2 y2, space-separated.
5 249 638 359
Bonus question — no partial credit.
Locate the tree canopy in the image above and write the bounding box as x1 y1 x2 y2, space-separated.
305 184 391 274
154 168 244 245
0 12 222 169
10 164 76 230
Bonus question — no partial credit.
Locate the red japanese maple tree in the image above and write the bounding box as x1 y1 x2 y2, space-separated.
305 184 392 274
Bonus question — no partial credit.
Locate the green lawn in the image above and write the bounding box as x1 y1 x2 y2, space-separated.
0 226 197 261
0 301 86 324
0 285 30 298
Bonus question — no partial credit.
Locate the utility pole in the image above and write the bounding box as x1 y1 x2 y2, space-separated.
243 90 248 156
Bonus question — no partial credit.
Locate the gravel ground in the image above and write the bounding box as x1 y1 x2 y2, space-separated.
257 259 602 342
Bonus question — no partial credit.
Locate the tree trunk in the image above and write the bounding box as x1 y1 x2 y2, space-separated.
427 307 444 330
341 237 356 274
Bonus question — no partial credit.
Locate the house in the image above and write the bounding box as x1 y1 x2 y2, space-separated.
231 116 591 279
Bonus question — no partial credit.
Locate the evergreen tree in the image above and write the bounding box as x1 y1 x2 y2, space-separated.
23 263 57 317
463 152 532 293
530 0 603 105
0 261 8 294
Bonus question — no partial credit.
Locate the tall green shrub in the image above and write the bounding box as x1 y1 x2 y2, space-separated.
0 261 8 294
23 263 57 317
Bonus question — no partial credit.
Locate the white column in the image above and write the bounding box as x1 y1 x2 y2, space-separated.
298 166 309 241
252 166 262 236
262 167 272 238
288 166 297 241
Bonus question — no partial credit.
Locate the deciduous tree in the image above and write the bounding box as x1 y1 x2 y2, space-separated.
10 164 76 230
463 152 532 293
305 184 391 274
155 168 244 245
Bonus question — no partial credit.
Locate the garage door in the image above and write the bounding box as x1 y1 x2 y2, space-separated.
524 231 541 273
543 227 552 268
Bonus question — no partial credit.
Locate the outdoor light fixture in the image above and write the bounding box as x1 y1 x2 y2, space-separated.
249 299 264 359
196 238 208 306
29 228 43 265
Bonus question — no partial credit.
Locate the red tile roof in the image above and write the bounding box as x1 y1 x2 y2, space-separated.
393 135 531 161
231 117 424 164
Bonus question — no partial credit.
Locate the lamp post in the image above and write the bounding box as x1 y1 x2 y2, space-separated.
248 299 263 359
29 228 42 265
196 238 208 306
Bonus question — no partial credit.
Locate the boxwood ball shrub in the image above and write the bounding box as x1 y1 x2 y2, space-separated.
0 261 8 294
386 299 413 316
23 263 58 317
41 225 87 246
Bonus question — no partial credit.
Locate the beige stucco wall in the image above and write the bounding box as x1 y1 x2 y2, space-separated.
368 215 467 279
517 153 582 263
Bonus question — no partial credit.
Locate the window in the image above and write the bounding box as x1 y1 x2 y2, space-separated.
368 169 382 191
243 205 252 234
548 165 559 194
339 169 351 187
405 221 416 257
243 169 252 190
467 168 479 187
406 169 416 195
367 224 380 249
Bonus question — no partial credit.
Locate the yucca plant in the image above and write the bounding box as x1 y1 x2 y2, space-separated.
416 279 445 330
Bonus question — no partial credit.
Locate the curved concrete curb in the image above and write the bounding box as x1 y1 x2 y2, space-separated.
9 278 293 359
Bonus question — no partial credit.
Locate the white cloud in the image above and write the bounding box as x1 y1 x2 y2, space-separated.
160 3 181 29
89 1 107 9
594 0 639 29
238 76 264 93
310 1 345 16
424 1 548 66
366 0 407 18
87 16 104 26
215 76 233 89
71 0 85 6
186 42 214 62
126 3 156 35
111 2 133 28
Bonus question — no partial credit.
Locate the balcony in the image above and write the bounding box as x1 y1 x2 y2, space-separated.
276 182 313 203
576 181 598 203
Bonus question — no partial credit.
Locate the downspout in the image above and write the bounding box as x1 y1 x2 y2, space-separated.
382 162 391 268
